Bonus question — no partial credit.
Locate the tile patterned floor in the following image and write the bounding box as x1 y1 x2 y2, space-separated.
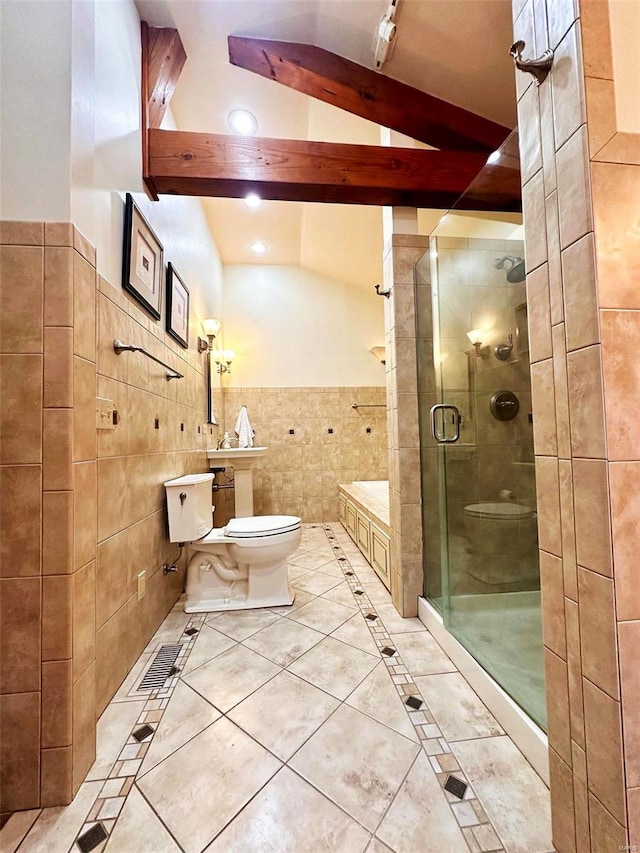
2 524 553 853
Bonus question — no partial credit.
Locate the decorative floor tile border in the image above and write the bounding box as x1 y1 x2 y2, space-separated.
323 523 506 853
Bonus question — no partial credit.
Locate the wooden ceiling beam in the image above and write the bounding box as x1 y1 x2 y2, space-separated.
228 36 510 154
148 129 521 210
141 22 187 199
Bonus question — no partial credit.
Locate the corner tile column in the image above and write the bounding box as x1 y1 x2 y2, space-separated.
383 233 429 617
513 0 640 848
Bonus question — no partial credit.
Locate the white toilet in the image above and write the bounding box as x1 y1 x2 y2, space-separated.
164 473 301 613
463 501 538 585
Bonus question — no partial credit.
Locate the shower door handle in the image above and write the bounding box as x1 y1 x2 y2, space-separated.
430 404 461 443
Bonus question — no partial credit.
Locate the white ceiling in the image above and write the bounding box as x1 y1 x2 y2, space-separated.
135 0 517 288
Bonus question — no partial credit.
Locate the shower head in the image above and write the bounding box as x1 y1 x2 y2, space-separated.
494 256 526 283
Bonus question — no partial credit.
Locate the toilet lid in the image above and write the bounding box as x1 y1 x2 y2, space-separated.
464 502 533 520
225 515 301 538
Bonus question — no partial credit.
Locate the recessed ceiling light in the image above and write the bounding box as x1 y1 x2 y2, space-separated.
250 241 268 255
487 150 501 165
244 193 263 209
228 109 258 136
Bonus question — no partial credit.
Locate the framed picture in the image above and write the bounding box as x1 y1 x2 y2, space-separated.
166 263 190 349
122 193 163 319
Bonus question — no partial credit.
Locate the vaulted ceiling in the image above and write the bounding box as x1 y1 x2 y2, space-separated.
135 0 518 288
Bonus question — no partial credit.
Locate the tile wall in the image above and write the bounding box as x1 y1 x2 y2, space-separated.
513 0 640 847
217 386 388 525
0 221 220 814
382 234 429 617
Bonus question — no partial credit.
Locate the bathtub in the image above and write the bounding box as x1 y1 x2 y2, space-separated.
338 480 391 589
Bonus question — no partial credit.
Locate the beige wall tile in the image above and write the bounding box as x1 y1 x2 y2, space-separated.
583 679 626 824
609 462 640 621
42 575 72 661
531 360 557 455
585 77 617 157
552 324 571 459
43 408 73 491
0 691 40 812
572 741 590 851
44 326 73 408
0 246 43 353
546 0 576 50
41 660 72 748
513 0 535 101
580 0 613 79
72 662 96 792
565 599 585 747
545 648 572 765
629 787 640 848
73 560 96 683
558 460 578 600
73 253 96 361
72 227 96 268
562 233 599 351
594 132 640 166
535 455 562 557
526 263 552 363
539 79 557 194
44 247 73 327
40 746 73 808
544 192 563 325
540 551 566 657
551 22 586 150
96 603 130 716
578 567 619 700
74 461 97 571
73 356 96 462
522 170 548 272
573 458 612 576
44 222 74 247
0 577 41 694
618 620 640 788
592 162 640 309
0 354 42 464
557 127 593 250
0 465 41 577
517 83 542 185
601 311 640 461
0 221 44 245
567 345 606 458
588 793 627 850
97 292 129 382
548 747 576 853
97 456 128 542
43 491 73 575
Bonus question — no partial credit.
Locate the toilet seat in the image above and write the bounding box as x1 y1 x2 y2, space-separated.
464 502 533 521
225 515 301 538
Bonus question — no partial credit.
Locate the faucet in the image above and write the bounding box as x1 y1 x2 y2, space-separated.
217 432 239 450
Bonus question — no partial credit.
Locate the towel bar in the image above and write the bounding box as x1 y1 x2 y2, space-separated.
113 339 184 380
352 403 385 409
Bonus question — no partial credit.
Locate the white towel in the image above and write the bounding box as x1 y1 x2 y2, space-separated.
234 405 255 448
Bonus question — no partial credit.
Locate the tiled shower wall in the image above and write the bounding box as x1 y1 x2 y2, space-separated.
0 222 220 814
514 0 640 848
216 386 388 525
383 235 429 618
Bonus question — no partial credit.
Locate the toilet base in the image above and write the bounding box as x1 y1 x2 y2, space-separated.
184 585 295 613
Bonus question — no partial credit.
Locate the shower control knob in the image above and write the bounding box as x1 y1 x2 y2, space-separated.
490 390 520 421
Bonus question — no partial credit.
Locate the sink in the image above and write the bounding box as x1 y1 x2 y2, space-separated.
206 446 268 517
207 446 268 468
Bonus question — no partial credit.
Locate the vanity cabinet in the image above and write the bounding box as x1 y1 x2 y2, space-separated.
370 522 391 585
356 509 371 560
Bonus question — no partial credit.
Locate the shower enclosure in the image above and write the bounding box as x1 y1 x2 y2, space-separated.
415 163 545 728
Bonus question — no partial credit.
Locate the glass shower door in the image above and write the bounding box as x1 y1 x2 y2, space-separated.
425 235 546 729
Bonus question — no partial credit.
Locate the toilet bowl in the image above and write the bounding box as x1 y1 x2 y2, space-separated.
164 473 301 613
463 501 538 585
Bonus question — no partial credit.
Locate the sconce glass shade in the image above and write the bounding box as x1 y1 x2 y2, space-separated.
202 318 221 338
466 329 484 346
222 350 235 363
369 346 386 365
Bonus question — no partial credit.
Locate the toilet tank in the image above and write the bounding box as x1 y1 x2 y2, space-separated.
164 473 214 542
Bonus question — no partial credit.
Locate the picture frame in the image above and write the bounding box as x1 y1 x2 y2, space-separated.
122 193 163 320
166 262 190 349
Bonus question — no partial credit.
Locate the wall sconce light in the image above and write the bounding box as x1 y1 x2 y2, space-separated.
369 346 386 365
466 329 490 357
212 349 235 374
198 318 221 353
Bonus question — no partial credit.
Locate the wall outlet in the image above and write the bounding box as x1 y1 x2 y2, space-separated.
137 570 146 601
